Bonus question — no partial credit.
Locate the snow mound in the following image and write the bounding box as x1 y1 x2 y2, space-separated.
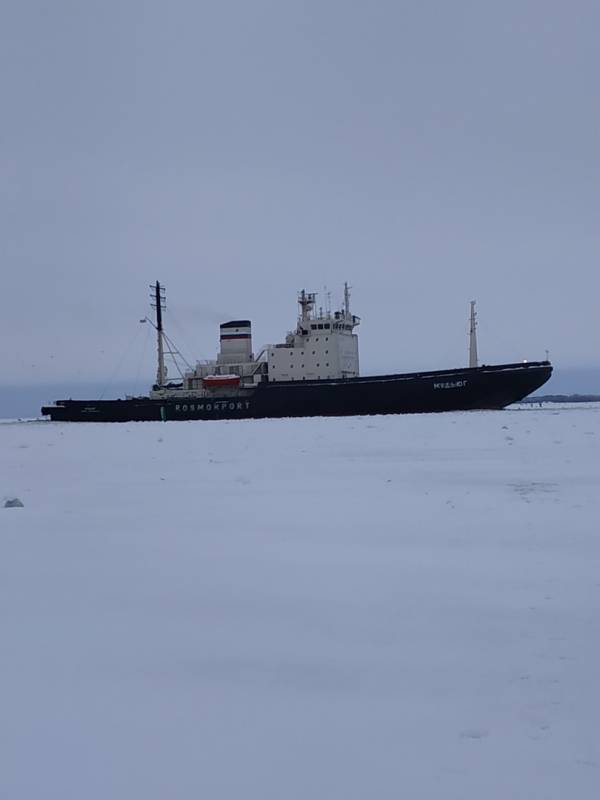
3 497 24 508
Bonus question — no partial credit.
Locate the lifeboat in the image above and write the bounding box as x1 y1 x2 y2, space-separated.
202 374 241 389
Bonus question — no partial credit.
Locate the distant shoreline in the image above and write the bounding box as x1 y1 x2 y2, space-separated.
522 394 600 404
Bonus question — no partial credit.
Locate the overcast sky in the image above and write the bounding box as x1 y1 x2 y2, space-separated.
2 0 598 385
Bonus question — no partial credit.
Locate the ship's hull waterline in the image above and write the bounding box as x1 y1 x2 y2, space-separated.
41 361 552 422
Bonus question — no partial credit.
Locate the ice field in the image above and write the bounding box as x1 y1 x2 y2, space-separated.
1 405 599 799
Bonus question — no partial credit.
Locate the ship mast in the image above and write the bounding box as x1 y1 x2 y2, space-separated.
151 281 167 387
344 282 351 318
469 300 478 368
298 289 316 326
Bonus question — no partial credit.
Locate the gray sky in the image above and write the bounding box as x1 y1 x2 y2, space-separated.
2 0 599 384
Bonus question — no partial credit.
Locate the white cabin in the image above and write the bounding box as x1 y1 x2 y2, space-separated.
267 286 360 382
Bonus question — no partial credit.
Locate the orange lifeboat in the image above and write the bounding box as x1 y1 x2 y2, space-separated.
202 374 241 389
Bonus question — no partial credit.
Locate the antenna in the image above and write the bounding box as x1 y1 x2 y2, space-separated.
150 281 167 387
468 300 478 369
323 285 332 317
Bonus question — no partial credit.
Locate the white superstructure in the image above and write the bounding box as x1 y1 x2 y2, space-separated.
267 284 360 382
149 284 360 399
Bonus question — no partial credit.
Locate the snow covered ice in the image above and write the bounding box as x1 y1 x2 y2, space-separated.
1 406 599 799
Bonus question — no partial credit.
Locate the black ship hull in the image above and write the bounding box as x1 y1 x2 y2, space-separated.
41 361 552 422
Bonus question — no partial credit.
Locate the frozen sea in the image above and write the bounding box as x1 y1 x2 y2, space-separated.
1 406 599 799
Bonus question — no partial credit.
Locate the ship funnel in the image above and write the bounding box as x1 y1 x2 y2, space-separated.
218 320 253 364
